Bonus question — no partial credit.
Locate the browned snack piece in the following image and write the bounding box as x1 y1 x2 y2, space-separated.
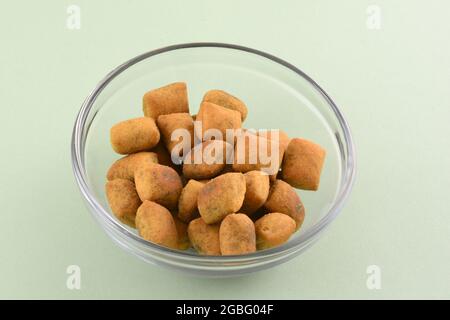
107 152 158 181
143 82 189 119
156 113 195 157
197 173 246 224
255 129 290 181
264 180 305 230
183 140 233 180
105 179 141 228
174 217 190 250
136 200 178 249
134 163 183 210
240 171 270 215
219 214 256 255
255 213 296 250
177 179 204 223
195 101 241 141
282 138 326 191
187 218 221 255
110 117 160 154
202 89 248 121
232 132 283 176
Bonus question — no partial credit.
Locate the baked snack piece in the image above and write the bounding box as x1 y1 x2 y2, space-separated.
105 179 141 227
255 213 296 250
134 163 183 210
282 138 326 190
143 82 189 119
136 200 178 249
174 217 190 250
197 172 246 224
187 218 221 255
110 117 160 154
219 213 256 255
202 89 248 121
195 101 241 141
240 170 270 215
177 179 204 223
264 179 305 230
156 112 195 157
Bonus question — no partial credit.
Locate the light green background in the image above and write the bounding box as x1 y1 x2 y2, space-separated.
1 0 449 299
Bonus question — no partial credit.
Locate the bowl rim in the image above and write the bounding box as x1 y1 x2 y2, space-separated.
71 42 356 263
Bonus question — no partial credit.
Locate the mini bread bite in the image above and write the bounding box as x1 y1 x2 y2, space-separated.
219 214 256 255
134 163 182 210
143 82 189 119
174 217 191 250
187 218 221 256
282 138 326 190
136 200 178 249
240 170 270 215
105 179 141 227
156 112 195 157
110 117 160 154
197 172 246 224
264 179 305 230
255 213 296 250
202 89 248 121
177 179 204 223
255 129 290 181
195 101 241 141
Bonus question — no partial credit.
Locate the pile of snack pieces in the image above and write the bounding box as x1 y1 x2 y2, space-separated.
106 82 326 255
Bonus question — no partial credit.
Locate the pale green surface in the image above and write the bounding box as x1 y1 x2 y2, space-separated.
0 0 449 299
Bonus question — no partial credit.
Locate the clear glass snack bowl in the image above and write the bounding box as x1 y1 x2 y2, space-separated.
71 43 356 277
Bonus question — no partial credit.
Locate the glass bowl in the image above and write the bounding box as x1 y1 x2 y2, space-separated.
71 43 356 277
